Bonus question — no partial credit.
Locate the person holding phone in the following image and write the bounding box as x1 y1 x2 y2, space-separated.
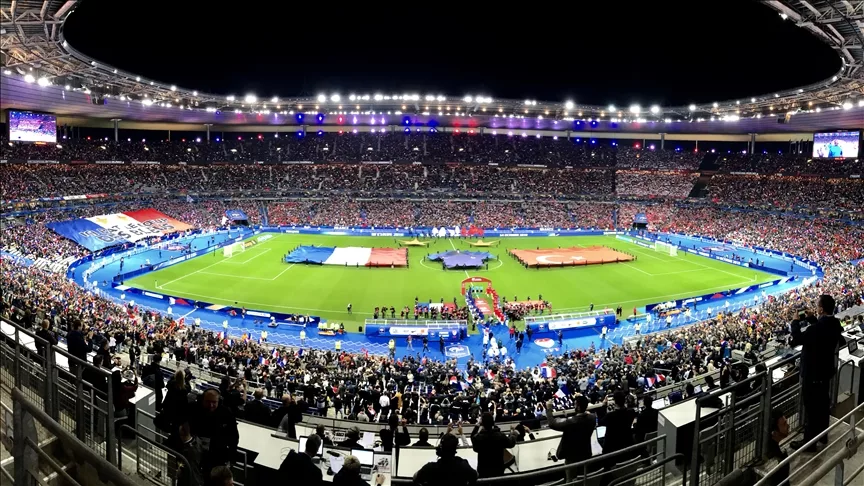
790 295 844 452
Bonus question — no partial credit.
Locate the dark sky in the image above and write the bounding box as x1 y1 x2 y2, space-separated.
63 0 841 106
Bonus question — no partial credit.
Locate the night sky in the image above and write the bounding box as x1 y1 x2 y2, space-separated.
63 0 841 107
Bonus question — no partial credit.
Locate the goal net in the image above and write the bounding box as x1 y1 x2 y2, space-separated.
223 242 244 258
654 241 678 256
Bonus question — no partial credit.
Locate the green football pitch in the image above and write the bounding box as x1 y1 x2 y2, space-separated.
127 234 774 330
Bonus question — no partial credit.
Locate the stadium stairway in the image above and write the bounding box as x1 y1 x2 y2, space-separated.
260 203 269 226
688 172 713 198
697 151 721 171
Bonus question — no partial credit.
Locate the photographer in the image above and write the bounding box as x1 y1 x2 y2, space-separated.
789 295 845 452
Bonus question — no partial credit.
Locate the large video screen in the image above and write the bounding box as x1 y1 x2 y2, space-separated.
812 131 860 159
8 110 57 143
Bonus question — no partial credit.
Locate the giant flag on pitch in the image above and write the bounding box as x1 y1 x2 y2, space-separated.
46 208 194 251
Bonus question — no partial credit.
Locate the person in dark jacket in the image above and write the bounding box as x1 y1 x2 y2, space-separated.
316 424 333 446
143 354 166 413
765 409 791 486
546 396 596 480
188 389 239 476
337 427 364 449
275 394 302 439
244 389 271 426
413 428 433 447
160 369 191 433
414 433 478 486
470 413 518 478
332 455 370 486
379 414 411 452
66 321 91 372
278 433 322 485
790 295 845 451
599 391 637 456
34 319 58 357
634 395 659 457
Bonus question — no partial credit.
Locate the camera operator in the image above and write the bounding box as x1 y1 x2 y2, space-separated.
789 295 845 452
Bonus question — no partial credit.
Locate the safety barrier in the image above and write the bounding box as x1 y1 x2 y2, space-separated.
690 371 770 486
755 401 864 486
0 318 118 466
6 387 135 486
686 349 858 486
118 424 193 486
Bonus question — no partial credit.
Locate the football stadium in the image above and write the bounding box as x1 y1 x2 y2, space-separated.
1 1 863 485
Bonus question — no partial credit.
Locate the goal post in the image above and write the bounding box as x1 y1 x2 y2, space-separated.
223 242 244 258
654 241 678 256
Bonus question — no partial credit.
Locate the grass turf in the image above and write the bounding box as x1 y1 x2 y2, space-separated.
126 234 775 330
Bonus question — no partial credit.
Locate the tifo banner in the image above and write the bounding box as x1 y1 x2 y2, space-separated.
225 209 249 221
46 208 193 251
284 245 408 267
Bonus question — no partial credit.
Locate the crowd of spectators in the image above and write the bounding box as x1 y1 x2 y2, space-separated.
715 152 863 176
705 174 864 210
615 171 699 198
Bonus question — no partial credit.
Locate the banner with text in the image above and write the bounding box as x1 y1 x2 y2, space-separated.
47 208 194 251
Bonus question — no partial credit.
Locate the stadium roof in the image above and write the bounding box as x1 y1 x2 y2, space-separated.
1 0 862 130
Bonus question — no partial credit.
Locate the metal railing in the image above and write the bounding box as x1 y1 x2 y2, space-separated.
118 424 194 486
754 400 864 486
0 318 118 466
690 370 770 486
8 387 135 486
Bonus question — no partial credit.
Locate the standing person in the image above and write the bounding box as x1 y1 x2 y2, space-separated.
546 396 596 482
422 335 429 353
388 338 396 358
471 413 518 478
600 391 638 456
406 334 413 350
278 433 323 485
439 334 445 355
790 295 844 451
188 389 239 476
347 303 352 314
413 433 478 486
35 319 58 357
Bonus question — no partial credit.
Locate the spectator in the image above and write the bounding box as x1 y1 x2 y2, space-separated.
278 433 323 485
189 389 240 476
413 433 478 486
470 413 518 478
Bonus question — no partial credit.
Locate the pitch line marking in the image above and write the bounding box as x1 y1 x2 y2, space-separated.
621 263 652 276
196 271 275 281
550 277 765 311
447 238 470 278
153 235 280 288
271 264 296 280
155 258 227 289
